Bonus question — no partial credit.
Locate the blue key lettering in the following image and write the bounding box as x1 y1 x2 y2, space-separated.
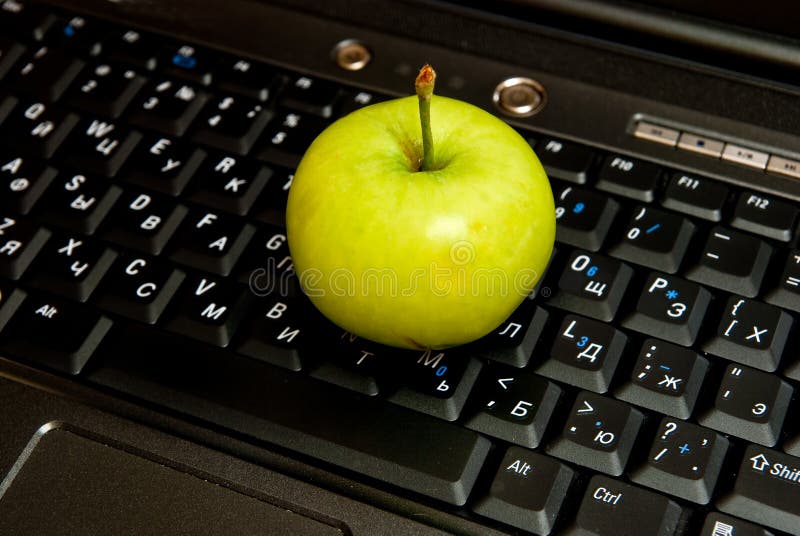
172 53 197 70
435 366 447 377
586 266 598 277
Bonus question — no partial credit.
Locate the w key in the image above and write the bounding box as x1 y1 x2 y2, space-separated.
609 206 694 272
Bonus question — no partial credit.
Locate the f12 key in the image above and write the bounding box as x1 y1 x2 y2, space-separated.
732 191 797 242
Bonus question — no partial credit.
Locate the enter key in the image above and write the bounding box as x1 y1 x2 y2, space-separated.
717 444 800 535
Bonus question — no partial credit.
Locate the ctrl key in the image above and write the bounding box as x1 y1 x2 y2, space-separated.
565 475 682 535
472 447 573 535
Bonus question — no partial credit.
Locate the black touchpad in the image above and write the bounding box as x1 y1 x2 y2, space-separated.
0 427 343 536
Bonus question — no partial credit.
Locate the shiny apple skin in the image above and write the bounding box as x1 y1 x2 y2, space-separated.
286 95 554 349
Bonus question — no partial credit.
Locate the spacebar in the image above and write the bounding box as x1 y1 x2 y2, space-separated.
84 324 491 506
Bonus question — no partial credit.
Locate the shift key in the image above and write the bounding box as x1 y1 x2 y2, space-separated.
717 445 800 535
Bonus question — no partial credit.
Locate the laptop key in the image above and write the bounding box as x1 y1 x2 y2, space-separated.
46 15 106 56
537 314 627 393
686 226 771 297
609 205 694 272
702 296 792 372
0 213 49 279
279 75 340 118
1 99 79 158
237 296 312 373
568 475 682 535
192 94 273 154
472 447 573 535
615 339 709 419
129 79 209 136
717 445 800 534
105 28 159 71
123 134 206 195
699 364 792 447
470 300 548 368
0 1 54 41
12 45 84 101
309 329 393 395
235 225 298 295
38 172 121 234
216 57 282 102
255 109 329 169
170 209 255 275
251 166 294 225
102 190 187 255
0 153 56 214
0 291 111 374
0 36 24 80
0 280 24 332
554 183 619 250
61 118 142 177
732 191 797 242
699 513 775 536
28 233 116 301
65 63 146 118
160 43 215 85
535 138 594 184
165 273 250 347
94 254 184 323
596 154 662 201
661 172 728 221
765 249 800 312
546 249 633 321
338 89 388 116
622 272 711 345
188 152 271 215
546 391 643 475
465 365 560 448
629 418 728 504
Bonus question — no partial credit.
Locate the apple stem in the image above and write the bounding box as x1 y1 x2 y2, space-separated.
415 64 436 171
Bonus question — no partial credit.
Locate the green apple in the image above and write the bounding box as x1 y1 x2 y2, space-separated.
286 66 554 349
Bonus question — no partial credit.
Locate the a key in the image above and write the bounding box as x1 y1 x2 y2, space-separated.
0 292 111 374
94 254 184 323
1 99 79 158
165 274 250 347
732 191 797 242
12 45 84 101
255 109 330 169
0 280 25 332
537 314 627 393
387 348 482 421
686 226 772 297
216 57 282 101
609 206 694 272
469 300 548 368
534 138 594 184
28 233 116 301
123 134 206 195
38 172 121 234
235 225 297 296
105 28 159 71
61 117 142 177
546 391 643 475
279 75 340 118
622 272 711 345
717 445 800 534
192 94 272 154
160 43 215 85
554 183 619 250
472 447 573 535
251 166 294 226
65 63 146 118
101 190 187 254
615 339 709 419
236 296 310 373
661 172 728 221
545 250 633 321
568 475 682 535
0 1 54 41
0 153 56 214
465 365 561 448
629 418 728 504
309 328 393 395
188 153 271 215
596 154 662 201
703 296 792 372
765 250 800 312
337 89 388 116
170 209 255 275
129 79 208 136
0 213 49 279
699 513 775 536
46 15 105 56
699 364 792 446
0 36 24 80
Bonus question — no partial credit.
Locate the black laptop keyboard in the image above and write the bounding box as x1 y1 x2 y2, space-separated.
1 3 799 535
